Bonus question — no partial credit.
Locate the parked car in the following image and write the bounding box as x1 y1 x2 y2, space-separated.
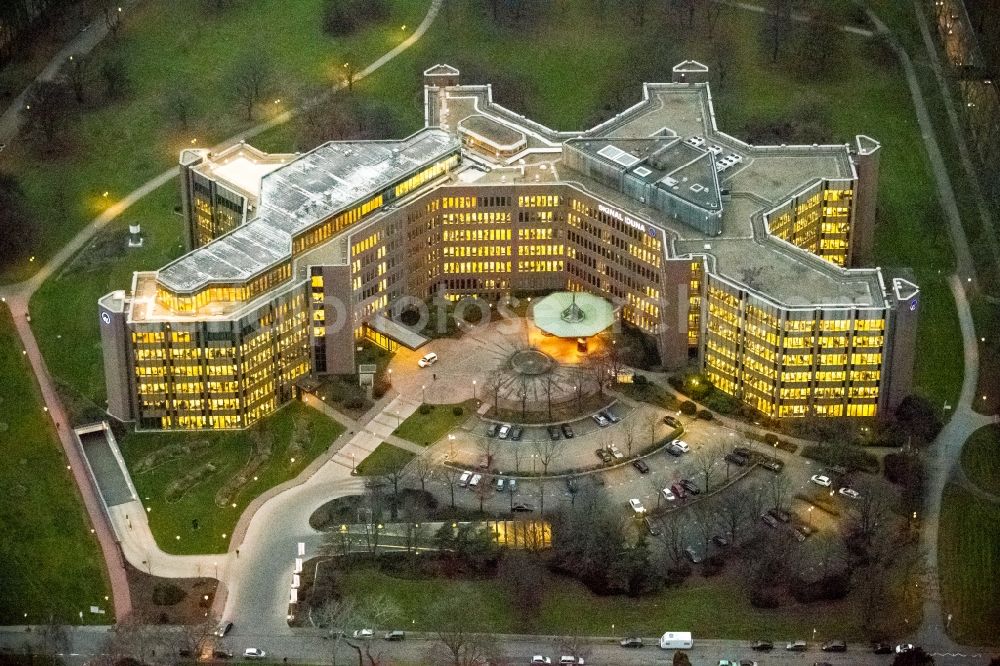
821 640 847 652
244 649 267 659
838 487 860 499
560 423 575 438
680 478 700 495
810 474 832 487
485 423 499 438
215 621 233 637
592 413 610 427
458 471 472 487
511 503 534 512
384 631 405 641
510 425 523 441
417 352 438 367
213 650 234 659
644 516 661 536
751 640 773 651
608 444 624 459
595 448 613 463
895 643 916 654
600 410 620 423
468 473 482 488
712 535 729 548
632 458 650 474
663 415 681 427
768 508 791 523
794 524 815 539
508 479 517 493
760 457 783 472
666 443 683 457
734 446 753 458
495 478 505 492
353 629 374 639
547 425 561 441
619 637 643 648
498 424 511 439
559 657 585 665
684 546 703 563
530 657 552 665
671 483 686 500
661 487 676 501
670 439 690 453
761 513 780 528
785 640 807 651
725 452 748 466
628 498 646 514
872 643 892 654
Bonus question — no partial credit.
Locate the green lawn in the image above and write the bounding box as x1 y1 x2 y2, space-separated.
338 563 877 640
392 401 476 447
938 483 1000 645
119 401 343 555
0 308 111 624
1 0 431 283
354 443 415 477
960 425 1000 497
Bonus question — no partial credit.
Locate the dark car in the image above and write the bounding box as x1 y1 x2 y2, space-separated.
510 425 523 441
666 443 683 457
384 631 405 641
644 516 661 536
684 546 703 563
821 640 847 652
595 448 613 463
511 503 535 512
760 457 784 472
785 640 808 651
761 513 780 528
619 637 643 648
671 483 686 499
712 535 730 548
725 452 749 467
663 415 681 427
734 446 753 458
213 650 234 660
680 478 700 495
601 410 620 423
872 643 892 654
485 423 499 438
215 621 234 637
768 508 791 523
547 425 561 441
632 458 650 474
794 524 815 539
560 423 575 438
751 640 773 651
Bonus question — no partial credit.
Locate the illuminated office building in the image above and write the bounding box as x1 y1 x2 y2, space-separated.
99 62 917 430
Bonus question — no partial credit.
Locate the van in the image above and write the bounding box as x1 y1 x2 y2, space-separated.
458 471 472 487
417 352 438 367
658 631 693 650
469 473 482 488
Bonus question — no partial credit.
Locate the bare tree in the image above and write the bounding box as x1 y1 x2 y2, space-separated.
762 0 794 63
532 437 565 475
315 595 401 666
555 635 593 664
440 466 463 509
229 52 272 120
485 368 505 415
498 552 546 631
691 502 716 556
477 435 497 472
166 86 196 129
103 2 122 39
61 53 93 104
656 512 689 568
425 588 504 666
542 375 556 421
694 445 719 493
766 471 792 512
846 480 892 544
20 81 77 152
643 411 660 448
100 55 130 100
717 486 749 544
622 419 637 457
411 453 434 493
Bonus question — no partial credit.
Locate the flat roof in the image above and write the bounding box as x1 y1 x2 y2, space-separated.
158 128 459 293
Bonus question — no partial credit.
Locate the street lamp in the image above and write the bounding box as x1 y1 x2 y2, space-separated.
422 384 426 402
472 380 477 400
448 434 455 459
351 452 356 473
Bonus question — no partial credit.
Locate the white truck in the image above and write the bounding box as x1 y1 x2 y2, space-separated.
658 631 693 650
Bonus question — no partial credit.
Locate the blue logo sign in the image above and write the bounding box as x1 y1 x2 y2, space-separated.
909 299 918 312
101 312 111 325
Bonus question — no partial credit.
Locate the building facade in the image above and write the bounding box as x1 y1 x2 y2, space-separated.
99 63 918 430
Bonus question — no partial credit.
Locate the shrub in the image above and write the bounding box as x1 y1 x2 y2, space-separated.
701 554 725 577
695 409 713 421
679 400 697 416
801 442 879 474
322 0 390 36
764 433 779 446
789 571 851 602
418 404 432 415
152 583 186 606
749 585 781 608
452 406 464 416
344 395 365 410
633 373 648 386
663 565 691 587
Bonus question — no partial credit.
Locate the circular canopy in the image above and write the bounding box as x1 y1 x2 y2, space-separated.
532 292 615 338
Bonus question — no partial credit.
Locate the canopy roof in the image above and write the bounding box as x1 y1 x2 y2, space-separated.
531 292 615 338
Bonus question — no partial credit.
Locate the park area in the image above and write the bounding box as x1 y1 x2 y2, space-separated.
0 309 110 624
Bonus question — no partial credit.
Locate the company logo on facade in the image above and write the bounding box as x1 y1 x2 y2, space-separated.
101 311 112 325
598 203 649 235
909 299 918 312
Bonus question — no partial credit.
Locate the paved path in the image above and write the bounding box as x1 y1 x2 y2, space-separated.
0 0 442 622
0 1 140 146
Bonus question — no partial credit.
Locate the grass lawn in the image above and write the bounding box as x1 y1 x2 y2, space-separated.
393 400 476 447
118 401 343 555
354 443 415 477
1 0 431 283
0 308 111 624
938 483 1000 645
959 425 1000 497
338 563 878 640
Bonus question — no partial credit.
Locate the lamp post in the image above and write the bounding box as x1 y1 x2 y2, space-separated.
422 384 426 402
472 380 477 400
351 452 356 473
448 434 455 460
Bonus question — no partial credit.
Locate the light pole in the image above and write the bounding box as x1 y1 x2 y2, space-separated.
472 380 477 400
422 384 426 402
388 367 393 386
351 452 356 473
448 434 455 460
807 506 813 529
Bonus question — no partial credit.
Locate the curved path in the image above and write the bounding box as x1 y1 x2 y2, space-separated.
0 0 442 621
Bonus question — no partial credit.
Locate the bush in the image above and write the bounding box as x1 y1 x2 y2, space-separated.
452 406 464 416
801 442 879 473
679 400 697 416
695 409 713 421
764 433 779 446
322 0 390 36
343 395 365 410
633 374 648 386
749 585 781 608
789 571 851 602
152 583 186 606
701 554 725 577
418 404 432 415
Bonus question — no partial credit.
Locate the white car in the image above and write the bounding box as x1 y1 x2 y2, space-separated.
469 473 482 488
531 657 552 665
661 487 676 501
895 643 915 654
592 413 610 427
352 629 374 639
628 498 646 514
670 439 690 453
608 444 624 459
810 474 832 487
560 657 585 665
244 648 266 659
498 424 511 439
458 471 472 487
417 352 438 367
838 487 860 499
